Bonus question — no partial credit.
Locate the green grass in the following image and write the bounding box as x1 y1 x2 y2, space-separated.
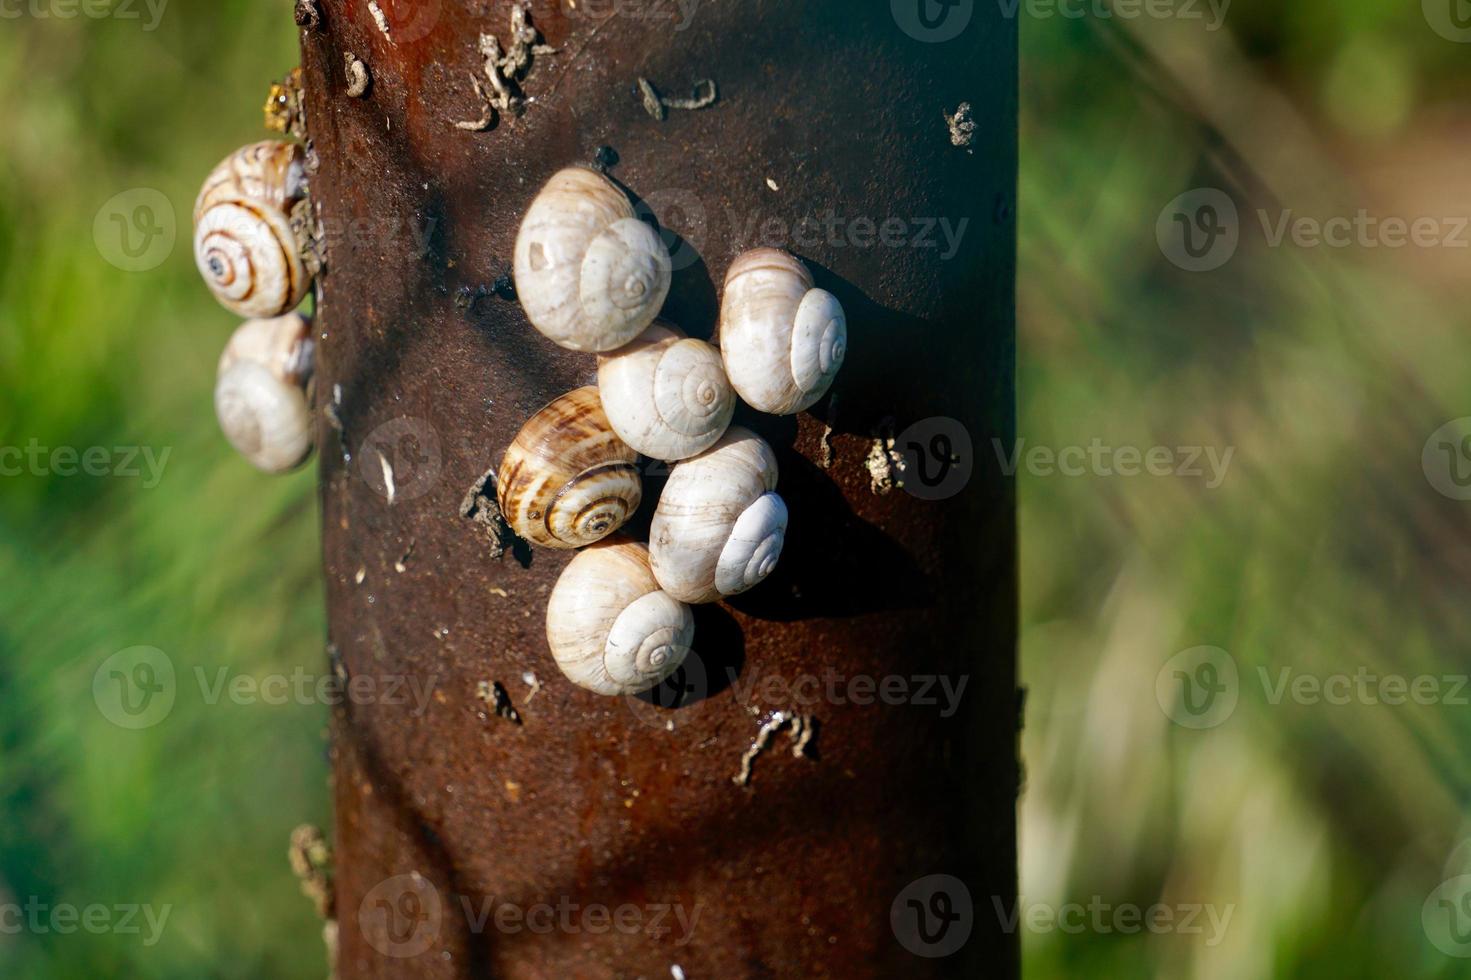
0 3 328 976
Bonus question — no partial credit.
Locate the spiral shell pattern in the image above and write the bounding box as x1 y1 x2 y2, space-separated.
496 386 643 549
719 247 847 415
597 322 736 461
713 491 789 596
218 312 315 387
546 540 694 697
649 427 787 604
214 313 315 474
194 141 312 319
514 167 672 352
215 360 313 474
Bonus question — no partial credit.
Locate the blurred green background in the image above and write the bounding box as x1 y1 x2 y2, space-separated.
1 0 1469 976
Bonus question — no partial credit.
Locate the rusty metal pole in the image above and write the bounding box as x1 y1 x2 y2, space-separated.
300 1 1016 976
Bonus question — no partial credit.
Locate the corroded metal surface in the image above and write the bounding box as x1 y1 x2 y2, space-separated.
303 1 1016 976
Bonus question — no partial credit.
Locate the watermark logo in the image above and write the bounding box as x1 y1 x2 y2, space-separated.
460 896 700 942
1258 666 1466 707
1424 875 1471 957
892 874 973 957
992 438 1234 488
1423 418 1471 500
1157 188 1239 272
317 214 439 261
624 652 713 730
993 895 1233 944
0 440 171 486
892 0 974 42
733 210 969 260
1424 0 1471 42
92 657 438 726
635 188 707 273
1161 188 1469 270
360 873 443 958
564 0 700 30
994 0 1229 29
1156 646 1238 729
898 417 974 500
0 898 172 946
1 0 169 30
369 0 441 44
94 189 175 272
358 417 443 504
93 646 176 730
194 665 439 712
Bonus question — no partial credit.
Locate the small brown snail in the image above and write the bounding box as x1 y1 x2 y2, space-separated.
512 167 672 352
214 313 315 474
496 386 643 549
545 538 694 697
194 141 314 318
596 321 736 462
719 247 847 414
649 427 788 604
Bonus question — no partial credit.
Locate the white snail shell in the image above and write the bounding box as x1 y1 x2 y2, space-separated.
218 311 316 383
719 247 847 415
194 141 313 318
513 167 672 352
496 386 643 549
596 321 736 462
649 427 788 604
214 313 315 474
546 539 694 696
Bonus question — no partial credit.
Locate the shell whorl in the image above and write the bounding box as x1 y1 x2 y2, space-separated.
545 539 694 697
214 313 315 474
719 247 847 415
215 360 313 474
218 313 315 387
649 427 787 604
513 167 672 352
713 491 789 596
496 386 643 550
194 141 312 319
597 322 736 462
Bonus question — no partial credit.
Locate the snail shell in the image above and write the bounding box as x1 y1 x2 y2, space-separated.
649 427 788 604
546 539 694 696
496 386 643 549
218 312 315 384
194 141 313 318
513 167 672 352
596 321 736 462
719 247 847 415
215 313 315 474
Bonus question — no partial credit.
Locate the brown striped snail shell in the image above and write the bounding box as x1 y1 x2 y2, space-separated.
596 321 736 462
496 386 643 549
649 427 788 604
513 167 672 352
546 538 694 696
719 247 847 415
214 313 315 474
194 141 313 318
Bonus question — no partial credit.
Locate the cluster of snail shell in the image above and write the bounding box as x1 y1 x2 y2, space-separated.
501 167 848 698
192 140 319 474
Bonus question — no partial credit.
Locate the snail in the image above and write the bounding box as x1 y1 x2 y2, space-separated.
718 247 847 415
194 141 314 318
545 538 694 696
214 313 315 474
512 167 672 352
496 386 643 549
596 321 736 462
649 427 788 604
